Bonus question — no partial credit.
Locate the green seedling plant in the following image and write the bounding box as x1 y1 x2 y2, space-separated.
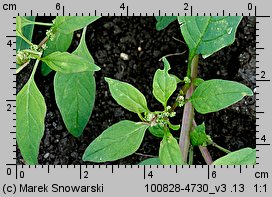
83 16 256 165
16 16 101 164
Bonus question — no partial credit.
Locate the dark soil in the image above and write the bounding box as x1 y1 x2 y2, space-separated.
17 17 255 165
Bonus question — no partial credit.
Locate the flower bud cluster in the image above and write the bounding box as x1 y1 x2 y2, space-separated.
177 95 185 107
30 44 39 51
46 29 55 41
183 76 191 84
145 106 176 127
16 50 30 65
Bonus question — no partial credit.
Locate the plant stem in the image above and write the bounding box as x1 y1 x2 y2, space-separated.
135 153 157 158
30 58 40 79
213 143 231 154
17 33 33 46
137 113 146 122
159 51 187 61
179 55 199 162
16 61 30 74
33 22 53 26
192 120 213 165
188 145 194 165
199 146 213 165
38 37 49 49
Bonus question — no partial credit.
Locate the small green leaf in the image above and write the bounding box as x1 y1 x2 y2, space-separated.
170 74 182 84
41 51 100 73
105 77 149 114
139 158 161 165
153 57 177 108
178 16 242 60
190 79 253 114
192 78 204 86
41 31 73 76
54 27 96 137
213 148 256 165
168 122 180 131
17 78 46 165
83 120 149 162
73 27 94 62
155 16 177 31
52 16 100 34
148 124 164 138
190 122 211 146
159 130 184 165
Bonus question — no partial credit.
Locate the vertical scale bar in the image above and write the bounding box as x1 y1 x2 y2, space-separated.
255 6 259 165
254 6 271 165
5 16 18 164
13 16 16 163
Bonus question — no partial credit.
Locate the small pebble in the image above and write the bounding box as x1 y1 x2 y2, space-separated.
138 47 142 52
120 53 129 61
44 153 50 159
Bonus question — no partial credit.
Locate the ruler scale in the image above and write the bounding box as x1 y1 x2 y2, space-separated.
0 0 271 196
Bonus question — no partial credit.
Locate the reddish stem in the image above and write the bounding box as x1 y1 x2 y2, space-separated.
199 146 213 165
179 55 199 162
179 87 194 161
192 120 213 165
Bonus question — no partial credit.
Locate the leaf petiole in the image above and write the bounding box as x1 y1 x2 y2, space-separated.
16 61 30 74
23 49 43 57
33 22 53 26
137 113 146 122
17 32 33 46
30 58 41 79
213 143 231 154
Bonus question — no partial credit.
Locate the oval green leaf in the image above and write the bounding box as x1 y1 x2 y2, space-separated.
155 16 177 31
83 120 149 162
41 51 100 73
54 27 96 137
17 78 46 165
159 131 184 165
213 148 256 165
178 16 242 59
190 79 253 114
148 124 164 138
105 77 149 114
54 72 95 137
139 158 161 165
52 16 100 34
153 57 177 108
41 31 73 76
